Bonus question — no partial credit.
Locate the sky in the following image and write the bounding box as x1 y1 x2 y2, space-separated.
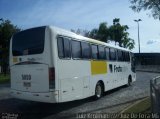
0 0 160 53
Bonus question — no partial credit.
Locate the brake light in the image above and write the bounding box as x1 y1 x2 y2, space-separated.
49 67 55 89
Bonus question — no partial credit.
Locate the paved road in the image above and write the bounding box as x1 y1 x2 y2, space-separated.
0 72 159 119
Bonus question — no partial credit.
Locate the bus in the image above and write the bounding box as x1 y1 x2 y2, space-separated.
9 26 136 103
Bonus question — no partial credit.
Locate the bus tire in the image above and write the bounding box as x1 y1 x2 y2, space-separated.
95 82 104 99
128 75 132 86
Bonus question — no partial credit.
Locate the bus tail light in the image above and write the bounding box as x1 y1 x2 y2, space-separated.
49 67 55 89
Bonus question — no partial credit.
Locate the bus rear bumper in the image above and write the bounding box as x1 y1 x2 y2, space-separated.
10 89 59 103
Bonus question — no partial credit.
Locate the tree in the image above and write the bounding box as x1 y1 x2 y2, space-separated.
88 28 98 39
97 22 109 42
123 37 135 50
130 0 160 20
0 18 21 74
109 18 124 45
88 22 109 42
71 29 90 37
109 18 135 49
121 31 135 50
70 19 135 50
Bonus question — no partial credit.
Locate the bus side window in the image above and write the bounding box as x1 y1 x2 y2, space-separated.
57 37 64 58
81 42 91 59
117 50 123 61
98 45 105 60
124 52 130 62
72 40 82 59
127 52 130 61
63 38 71 58
109 48 116 61
122 51 125 61
124 52 128 61
57 37 71 59
105 47 109 60
91 45 98 60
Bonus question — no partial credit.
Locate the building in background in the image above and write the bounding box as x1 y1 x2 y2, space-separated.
134 53 160 72
135 53 160 65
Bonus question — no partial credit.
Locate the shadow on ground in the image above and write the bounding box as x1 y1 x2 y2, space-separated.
0 85 130 119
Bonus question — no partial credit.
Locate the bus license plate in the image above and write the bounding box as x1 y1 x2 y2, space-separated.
23 82 31 87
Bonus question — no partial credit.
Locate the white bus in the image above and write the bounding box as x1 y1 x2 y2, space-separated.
10 26 136 103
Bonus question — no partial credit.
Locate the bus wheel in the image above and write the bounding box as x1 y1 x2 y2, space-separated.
95 82 103 99
128 76 132 86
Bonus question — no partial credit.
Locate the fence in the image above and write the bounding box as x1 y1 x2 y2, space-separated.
150 76 160 113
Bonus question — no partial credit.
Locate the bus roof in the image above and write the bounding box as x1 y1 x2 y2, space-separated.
21 25 131 52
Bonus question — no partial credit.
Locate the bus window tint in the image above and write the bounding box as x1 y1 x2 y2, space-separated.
124 52 129 61
109 48 116 61
122 51 125 61
57 37 64 58
72 40 81 59
117 50 123 61
63 38 71 58
105 47 109 60
98 46 105 60
12 27 45 56
81 42 91 59
91 45 98 59
57 37 71 59
127 52 130 61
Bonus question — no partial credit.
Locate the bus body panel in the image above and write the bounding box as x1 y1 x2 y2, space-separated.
10 64 49 92
10 26 136 103
10 26 59 102
10 90 58 103
57 59 91 102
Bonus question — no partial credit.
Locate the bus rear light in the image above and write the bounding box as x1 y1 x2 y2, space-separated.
49 67 55 89
49 67 55 80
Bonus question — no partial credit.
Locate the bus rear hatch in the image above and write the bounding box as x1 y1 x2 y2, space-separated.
10 26 55 92
11 64 49 92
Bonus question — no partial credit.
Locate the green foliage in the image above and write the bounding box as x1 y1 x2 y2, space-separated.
0 74 10 84
88 28 98 39
0 18 21 73
130 0 160 20
109 18 135 50
122 36 135 50
88 22 109 42
109 18 125 46
97 22 109 42
123 97 150 113
73 18 135 50
71 29 90 37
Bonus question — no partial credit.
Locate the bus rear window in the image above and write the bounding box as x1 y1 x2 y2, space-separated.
12 26 45 56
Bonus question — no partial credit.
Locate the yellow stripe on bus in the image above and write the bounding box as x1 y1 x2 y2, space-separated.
91 61 107 75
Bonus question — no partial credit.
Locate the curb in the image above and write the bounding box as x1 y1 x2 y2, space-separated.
136 70 160 73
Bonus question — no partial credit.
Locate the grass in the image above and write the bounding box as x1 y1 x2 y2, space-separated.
118 98 152 119
123 97 151 113
0 73 10 84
